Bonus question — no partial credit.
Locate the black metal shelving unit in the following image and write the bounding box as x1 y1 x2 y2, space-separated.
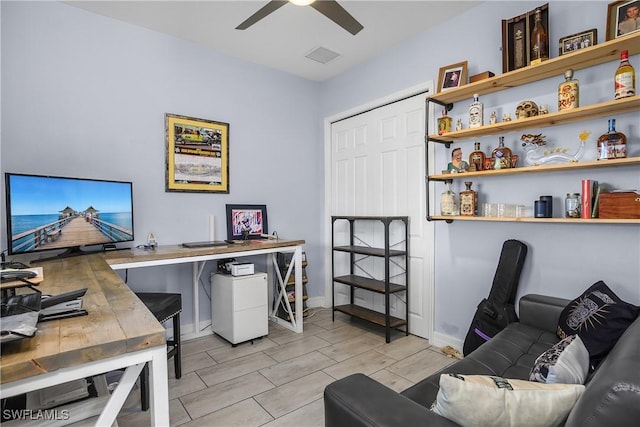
331 216 409 343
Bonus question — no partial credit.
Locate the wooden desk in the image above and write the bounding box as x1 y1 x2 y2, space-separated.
0 255 169 425
104 239 306 338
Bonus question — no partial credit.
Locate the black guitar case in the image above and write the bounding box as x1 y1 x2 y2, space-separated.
463 239 528 356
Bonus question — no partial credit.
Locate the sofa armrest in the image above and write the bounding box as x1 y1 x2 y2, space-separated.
518 294 569 334
324 373 460 427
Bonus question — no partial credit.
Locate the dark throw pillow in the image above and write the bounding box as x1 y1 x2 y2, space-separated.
557 280 640 369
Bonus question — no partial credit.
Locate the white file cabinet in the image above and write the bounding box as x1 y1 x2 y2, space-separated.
210 272 268 345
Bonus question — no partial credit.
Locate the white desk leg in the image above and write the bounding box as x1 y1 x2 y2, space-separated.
149 345 170 426
293 246 303 333
96 362 145 426
192 261 207 337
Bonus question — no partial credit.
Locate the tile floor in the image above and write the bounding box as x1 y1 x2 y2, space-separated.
116 309 455 427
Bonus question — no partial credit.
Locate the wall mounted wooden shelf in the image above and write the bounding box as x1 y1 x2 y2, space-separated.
429 157 640 181
428 33 640 105
428 97 640 143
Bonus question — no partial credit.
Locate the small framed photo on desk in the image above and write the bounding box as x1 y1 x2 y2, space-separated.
225 204 268 240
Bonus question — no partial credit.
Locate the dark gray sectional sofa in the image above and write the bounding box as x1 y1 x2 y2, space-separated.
324 294 640 426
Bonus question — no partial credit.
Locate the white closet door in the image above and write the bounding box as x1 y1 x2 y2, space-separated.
328 91 434 339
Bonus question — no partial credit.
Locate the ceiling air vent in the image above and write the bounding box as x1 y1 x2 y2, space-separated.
305 46 341 64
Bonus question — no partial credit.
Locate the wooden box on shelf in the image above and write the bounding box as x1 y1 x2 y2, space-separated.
598 192 640 219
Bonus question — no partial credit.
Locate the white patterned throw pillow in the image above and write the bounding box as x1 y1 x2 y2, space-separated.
431 374 585 427
529 335 589 384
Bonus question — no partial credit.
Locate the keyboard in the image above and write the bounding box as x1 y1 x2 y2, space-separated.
181 241 229 248
1 293 42 317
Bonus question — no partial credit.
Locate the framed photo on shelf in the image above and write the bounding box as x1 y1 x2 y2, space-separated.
501 3 549 72
606 0 640 40
165 113 229 193
437 61 468 92
225 204 268 240
559 28 597 55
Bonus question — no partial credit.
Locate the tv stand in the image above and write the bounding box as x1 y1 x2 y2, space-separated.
36 245 130 262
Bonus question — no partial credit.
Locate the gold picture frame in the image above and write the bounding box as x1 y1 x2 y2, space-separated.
165 113 229 193
606 0 640 40
437 61 468 93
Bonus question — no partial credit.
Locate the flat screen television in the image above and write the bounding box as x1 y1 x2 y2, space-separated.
5 173 134 258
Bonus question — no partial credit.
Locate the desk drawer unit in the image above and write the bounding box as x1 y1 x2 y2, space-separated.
210 273 268 345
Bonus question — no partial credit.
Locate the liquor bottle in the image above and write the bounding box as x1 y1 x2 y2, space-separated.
530 8 548 65
460 182 478 216
468 94 483 128
468 141 486 172
558 69 579 111
437 109 452 135
597 119 627 160
440 182 457 216
491 136 512 169
614 50 636 99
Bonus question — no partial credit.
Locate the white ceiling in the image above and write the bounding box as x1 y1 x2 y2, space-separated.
66 1 481 82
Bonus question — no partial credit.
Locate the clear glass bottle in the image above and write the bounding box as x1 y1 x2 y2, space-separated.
615 49 636 99
437 109 452 135
440 182 457 216
558 69 579 111
468 141 486 172
469 94 483 128
460 181 478 216
565 193 581 218
530 8 549 64
597 119 627 160
491 136 512 169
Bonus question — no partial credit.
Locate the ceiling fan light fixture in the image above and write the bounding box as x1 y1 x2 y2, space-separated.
290 0 315 6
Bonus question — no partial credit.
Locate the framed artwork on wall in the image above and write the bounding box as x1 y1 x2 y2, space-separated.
225 204 268 240
559 29 597 55
437 61 468 93
606 0 640 40
165 113 229 193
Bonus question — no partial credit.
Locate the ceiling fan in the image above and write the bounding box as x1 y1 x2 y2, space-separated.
236 0 364 35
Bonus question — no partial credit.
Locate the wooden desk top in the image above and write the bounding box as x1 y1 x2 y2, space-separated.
103 239 305 267
0 255 166 384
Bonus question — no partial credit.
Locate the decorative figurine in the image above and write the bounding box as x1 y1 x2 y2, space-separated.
539 104 549 115
447 147 469 173
455 118 463 131
489 111 497 125
503 113 512 122
515 100 539 119
521 131 588 165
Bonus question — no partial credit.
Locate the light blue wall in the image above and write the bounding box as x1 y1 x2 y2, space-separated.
320 1 640 344
1 1 639 344
0 1 325 327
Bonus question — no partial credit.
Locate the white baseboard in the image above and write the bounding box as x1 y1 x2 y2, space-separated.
306 296 325 309
430 331 464 354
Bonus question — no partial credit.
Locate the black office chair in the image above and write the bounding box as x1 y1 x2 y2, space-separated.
135 292 182 411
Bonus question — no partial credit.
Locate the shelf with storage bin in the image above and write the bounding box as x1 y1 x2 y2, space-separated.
331 216 409 343
425 33 640 224
429 215 640 224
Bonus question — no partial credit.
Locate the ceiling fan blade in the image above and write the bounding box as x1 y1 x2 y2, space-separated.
236 0 288 30
310 0 363 35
